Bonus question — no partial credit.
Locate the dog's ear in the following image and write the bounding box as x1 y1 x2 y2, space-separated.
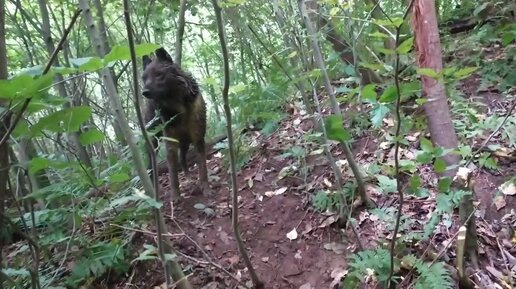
142 55 152 69
155 47 173 63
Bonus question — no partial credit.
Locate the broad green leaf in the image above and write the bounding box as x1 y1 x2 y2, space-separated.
79 129 105 145
420 137 434 153
408 175 422 195
396 37 414 54
417 68 439 78
324 115 351 142
433 158 447 173
370 104 389 127
29 157 50 173
377 175 397 194
64 106 93 132
0 72 54 100
400 81 421 97
31 106 92 136
438 177 452 193
360 84 377 102
416 152 433 164
379 85 397 103
12 119 30 138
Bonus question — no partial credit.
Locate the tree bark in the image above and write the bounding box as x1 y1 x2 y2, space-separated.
411 0 460 177
174 0 187 66
0 1 10 288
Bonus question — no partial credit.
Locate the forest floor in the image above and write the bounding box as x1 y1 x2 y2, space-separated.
114 64 516 289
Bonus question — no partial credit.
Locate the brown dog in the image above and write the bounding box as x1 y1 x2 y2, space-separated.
142 47 210 201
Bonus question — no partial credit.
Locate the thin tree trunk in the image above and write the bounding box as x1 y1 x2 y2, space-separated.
299 0 374 207
174 0 187 66
0 1 10 288
411 0 460 177
211 0 263 288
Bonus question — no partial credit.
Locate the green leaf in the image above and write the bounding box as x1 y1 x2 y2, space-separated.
31 106 92 136
12 119 30 138
70 57 104 72
324 115 351 142
377 175 397 194
368 31 389 38
396 37 414 54
452 67 478 79
501 32 515 46
29 157 50 173
370 104 389 127
109 173 130 183
379 85 397 103
417 68 439 78
0 72 54 101
64 106 93 132
416 152 433 164
433 158 447 173
438 177 452 193
360 84 377 102
104 43 161 64
420 137 434 153
79 129 105 145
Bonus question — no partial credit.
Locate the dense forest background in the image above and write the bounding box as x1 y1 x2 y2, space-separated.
0 0 515 288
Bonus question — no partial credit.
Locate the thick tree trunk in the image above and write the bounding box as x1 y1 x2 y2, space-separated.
411 0 460 177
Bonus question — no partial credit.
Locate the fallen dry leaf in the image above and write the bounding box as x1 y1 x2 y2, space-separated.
494 195 506 210
500 181 516 196
287 228 298 240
